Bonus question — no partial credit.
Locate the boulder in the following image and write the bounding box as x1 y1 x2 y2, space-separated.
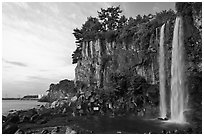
62 108 67 114
37 107 51 117
2 115 7 123
2 122 18 134
71 96 78 102
41 129 49 134
162 129 167 134
15 129 25 134
25 108 37 118
20 116 30 123
65 127 76 134
51 100 59 108
51 126 60 134
6 114 20 124
70 130 77 134
30 114 39 123
65 127 72 134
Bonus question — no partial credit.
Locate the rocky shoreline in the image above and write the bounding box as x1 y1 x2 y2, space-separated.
2 92 201 134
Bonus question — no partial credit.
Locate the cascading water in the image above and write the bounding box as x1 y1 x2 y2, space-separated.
170 16 187 123
159 24 167 118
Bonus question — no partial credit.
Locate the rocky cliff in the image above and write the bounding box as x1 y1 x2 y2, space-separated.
75 34 162 88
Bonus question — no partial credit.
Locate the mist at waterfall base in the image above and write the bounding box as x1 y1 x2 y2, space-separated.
158 16 188 124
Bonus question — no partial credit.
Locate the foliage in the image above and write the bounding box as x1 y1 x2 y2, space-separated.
98 6 122 31
43 79 76 102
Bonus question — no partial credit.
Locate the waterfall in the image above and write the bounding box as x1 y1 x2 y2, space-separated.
170 16 187 123
159 24 167 118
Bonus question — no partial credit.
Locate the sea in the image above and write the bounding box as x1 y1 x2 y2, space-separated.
2 100 46 115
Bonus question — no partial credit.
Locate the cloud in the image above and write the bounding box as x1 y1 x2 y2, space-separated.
27 75 51 81
3 59 28 67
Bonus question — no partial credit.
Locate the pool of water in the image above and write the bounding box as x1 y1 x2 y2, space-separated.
71 115 191 134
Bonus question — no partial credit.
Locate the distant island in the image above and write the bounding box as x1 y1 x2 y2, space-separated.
3 94 44 100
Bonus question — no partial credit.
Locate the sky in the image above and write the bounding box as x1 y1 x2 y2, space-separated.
2 2 175 98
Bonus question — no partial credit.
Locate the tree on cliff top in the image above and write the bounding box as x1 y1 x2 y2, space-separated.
98 6 122 31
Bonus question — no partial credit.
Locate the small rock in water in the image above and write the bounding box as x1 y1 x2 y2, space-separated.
158 117 168 121
70 130 77 134
162 129 167 134
51 126 60 134
65 127 72 134
41 129 49 134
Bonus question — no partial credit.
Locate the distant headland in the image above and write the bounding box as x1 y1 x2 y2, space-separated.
2 94 44 100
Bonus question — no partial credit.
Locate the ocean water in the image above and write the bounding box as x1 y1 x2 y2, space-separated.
2 100 46 115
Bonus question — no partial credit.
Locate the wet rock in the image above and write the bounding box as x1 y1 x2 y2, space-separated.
20 116 30 123
65 127 72 134
2 115 7 123
137 108 145 117
25 108 37 118
51 100 59 108
76 104 82 110
51 126 60 134
158 117 168 121
72 112 76 117
41 129 49 134
2 122 18 134
85 91 92 99
37 107 51 117
71 96 78 102
26 130 35 134
79 109 84 115
30 114 39 123
162 129 167 134
70 130 77 134
6 114 20 123
15 129 25 134
62 108 67 114
65 127 77 134
90 97 95 103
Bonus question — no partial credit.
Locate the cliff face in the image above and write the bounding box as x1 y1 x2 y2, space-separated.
75 35 162 88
